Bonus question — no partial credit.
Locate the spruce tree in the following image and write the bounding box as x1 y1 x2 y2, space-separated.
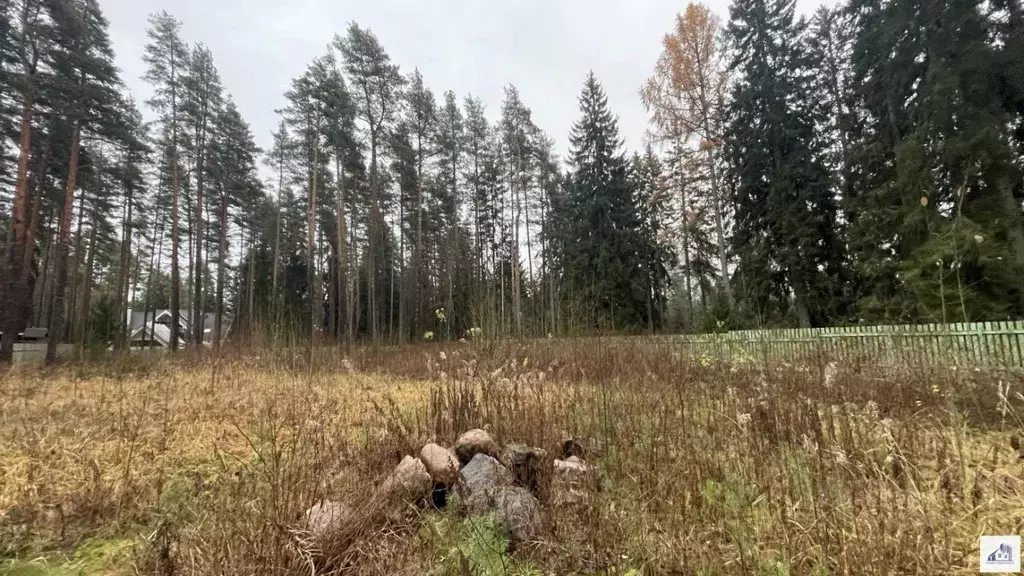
725 0 845 328
849 0 1024 322
562 72 649 330
631 148 676 331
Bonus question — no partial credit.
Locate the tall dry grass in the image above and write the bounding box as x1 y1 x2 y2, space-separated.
1 339 1023 574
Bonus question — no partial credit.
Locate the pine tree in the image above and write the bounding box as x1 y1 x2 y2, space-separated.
281 54 333 340
181 44 222 345
401 68 436 341
462 95 490 301
335 23 404 342
142 10 187 349
0 0 54 362
534 132 561 335
499 85 535 336
207 97 260 346
44 0 122 363
264 121 293 321
110 98 150 352
317 57 357 343
435 90 463 338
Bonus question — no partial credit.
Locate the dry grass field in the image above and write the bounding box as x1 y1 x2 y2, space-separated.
1 340 1023 575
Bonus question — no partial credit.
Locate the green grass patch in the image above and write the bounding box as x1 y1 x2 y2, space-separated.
0 537 137 576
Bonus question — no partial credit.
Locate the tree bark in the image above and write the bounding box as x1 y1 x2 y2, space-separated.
67 175 87 343
115 181 133 352
680 170 694 328
142 201 167 350
307 128 320 343
246 227 255 343
168 47 182 352
368 131 379 343
22 134 51 289
348 205 356 342
272 146 283 323
415 132 424 342
511 145 523 338
335 157 347 343
0 95 37 362
706 148 730 301
76 221 97 352
215 189 228 350
193 133 207 347
46 123 81 364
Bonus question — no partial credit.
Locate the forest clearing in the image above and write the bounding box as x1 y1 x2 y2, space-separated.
2 340 1024 574
2 0 1024 573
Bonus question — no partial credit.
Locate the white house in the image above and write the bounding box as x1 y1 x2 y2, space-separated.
127 309 232 348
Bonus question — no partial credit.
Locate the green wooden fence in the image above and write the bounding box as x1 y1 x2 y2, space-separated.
647 322 1024 368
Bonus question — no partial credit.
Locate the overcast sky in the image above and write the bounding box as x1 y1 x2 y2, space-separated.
103 0 829 176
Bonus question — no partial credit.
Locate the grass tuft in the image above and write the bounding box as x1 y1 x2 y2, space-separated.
2 340 1023 574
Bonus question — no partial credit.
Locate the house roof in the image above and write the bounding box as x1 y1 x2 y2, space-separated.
130 323 171 347
128 309 233 345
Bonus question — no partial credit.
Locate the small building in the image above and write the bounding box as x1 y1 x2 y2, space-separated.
19 327 48 342
127 309 232 348
0 326 49 343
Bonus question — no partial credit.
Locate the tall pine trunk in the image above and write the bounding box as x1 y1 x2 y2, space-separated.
368 132 379 343
76 223 97 351
511 147 523 338
447 168 457 341
0 95 36 362
46 123 81 364
66 186 87 343
348 206 356 342
307 129 320 343
193 132 207 347
397 173 404 343
523 175 534 332
415 137 424 341
215 189 227 350
328 156 348 340
246 228 255 343
12 132 50 349
142 202 167 350
272 153 283 325
115 182 133 352
389 211 395 342
168 49 182 352
22 134 51 292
